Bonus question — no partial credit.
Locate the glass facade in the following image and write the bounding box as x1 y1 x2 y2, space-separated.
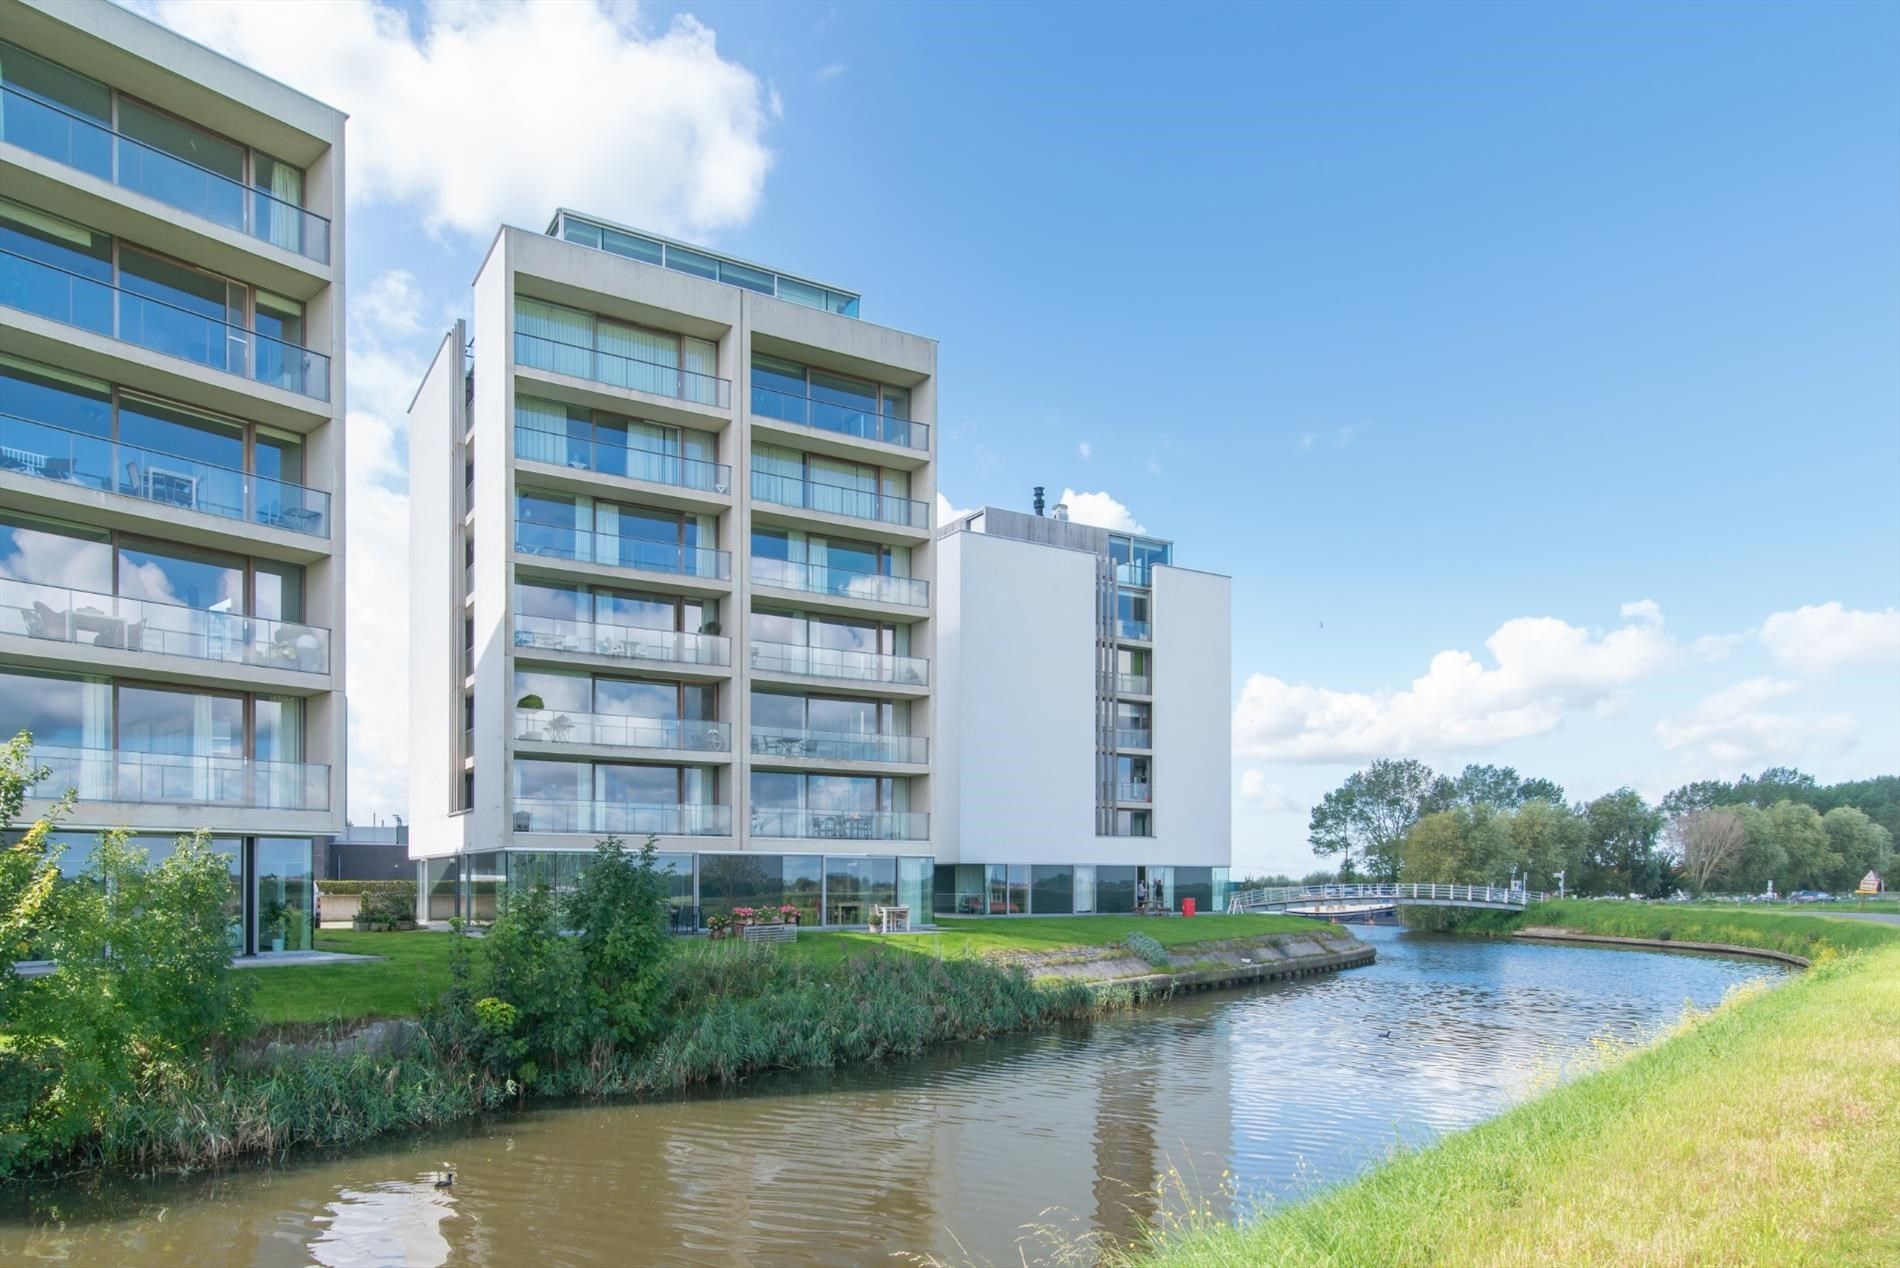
38 831 304 955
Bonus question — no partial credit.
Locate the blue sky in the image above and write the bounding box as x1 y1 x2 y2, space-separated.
144 1 1900 874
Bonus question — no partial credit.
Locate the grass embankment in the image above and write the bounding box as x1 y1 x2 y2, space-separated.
1133 908 1900 1267
1442 897 1895 960
254 914 1319 1026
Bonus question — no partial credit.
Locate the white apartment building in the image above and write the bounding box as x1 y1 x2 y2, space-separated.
934 499 1232 916
408 211 937 926
0 0 347 953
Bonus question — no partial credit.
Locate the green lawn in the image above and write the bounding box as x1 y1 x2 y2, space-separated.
248 929 459 1026
248 913 1321 1026
1497 898 1899 959
1133 908 1900 1267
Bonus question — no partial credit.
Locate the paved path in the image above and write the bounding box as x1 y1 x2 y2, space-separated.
1820 911 1900 925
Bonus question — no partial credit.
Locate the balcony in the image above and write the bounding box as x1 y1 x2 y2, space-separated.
751 469 930 530
750 558 928 608
1 413 330 537
750 727 927 765
1116 561 1156 587
1116 618 1152 641
1114 727 1153 750
513 710 730 753
748 640 927 687
0 84 331 264
511 800 731 836
514 330 730 408
1115 782 1153 804
514 521 730 581
750 383 928 451
511 614 730 668
516 423 730 495
1116 672 1152 695
1 577 329 674
26 745 329 811
0 250 331 401
749 808 929 842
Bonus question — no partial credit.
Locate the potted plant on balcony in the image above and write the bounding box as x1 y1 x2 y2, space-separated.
700 620 721 636
549 713 575 744
516 693 545 740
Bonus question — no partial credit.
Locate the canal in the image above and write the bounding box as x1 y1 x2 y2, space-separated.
0 924 1786 1266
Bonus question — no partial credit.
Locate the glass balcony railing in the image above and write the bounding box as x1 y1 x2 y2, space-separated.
511 613 731 667
513 520 730 580
749 808 929 841
747 639 928 686
25 744 329 811
511 800 731 836
750 469 930 530
1115 561 1156 587
1114 727 1153 750
750 558 928 608
750 383 928 451
1115 782 1153 803
0 250 331 401
0 84 331 264
513 710 730 753
1 576 329 673
1116 618 1152 641
515 423 730 494
0 413 330 537
513 330 730 408
1116 672 1152 695
750 727 927 765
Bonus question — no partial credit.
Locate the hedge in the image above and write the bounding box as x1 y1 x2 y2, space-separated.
315 880 416 896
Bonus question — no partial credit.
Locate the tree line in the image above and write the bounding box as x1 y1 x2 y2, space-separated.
1266 760 1893 898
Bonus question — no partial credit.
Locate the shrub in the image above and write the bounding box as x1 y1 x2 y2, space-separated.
1125 931 1171 968
356 887 415 925
318 879 415 896
562 835 672 1051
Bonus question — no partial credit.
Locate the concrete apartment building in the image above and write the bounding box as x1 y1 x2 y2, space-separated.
934 500 1233 915
0 0 346 953
408 211 937 925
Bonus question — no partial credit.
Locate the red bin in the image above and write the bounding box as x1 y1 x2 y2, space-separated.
1182 898 1196 917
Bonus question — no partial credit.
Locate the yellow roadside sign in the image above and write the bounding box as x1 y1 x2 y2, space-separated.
1857 871 1884 896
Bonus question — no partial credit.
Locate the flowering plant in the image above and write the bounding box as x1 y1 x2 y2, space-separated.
706 913 731 937
732 906 759 925
777 904 800 924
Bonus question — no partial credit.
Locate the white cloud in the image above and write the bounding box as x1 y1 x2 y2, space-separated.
356 269 424 340
1689 632 1746 661
1233 610 1676 763
143 0 775 239
1239 770 1298 814
936 492 973 525
816 62 846 83
1759 602 1900 676
1057 488 1144 534
1654 678 1858 770
1077 441 1092 461
1619 599 1663 626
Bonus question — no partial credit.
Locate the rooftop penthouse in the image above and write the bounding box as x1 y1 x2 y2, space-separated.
546 210 863 319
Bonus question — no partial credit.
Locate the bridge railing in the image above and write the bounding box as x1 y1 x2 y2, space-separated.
1227 882 1551 912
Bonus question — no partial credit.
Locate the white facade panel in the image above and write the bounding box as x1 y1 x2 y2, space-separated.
936 531 1099 863
1151 566 1232 869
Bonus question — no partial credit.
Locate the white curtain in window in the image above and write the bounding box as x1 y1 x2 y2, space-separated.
514 395 566 465
80 677 112 800
682 336 717 404
268 160 303 253
515 299 592 377
598 320 674 396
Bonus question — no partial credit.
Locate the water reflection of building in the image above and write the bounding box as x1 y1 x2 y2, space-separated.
0 0 348 956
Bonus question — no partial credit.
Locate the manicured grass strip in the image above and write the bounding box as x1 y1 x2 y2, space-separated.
247 930 457 1025
791 913 1317 968
1133 913 1900 1268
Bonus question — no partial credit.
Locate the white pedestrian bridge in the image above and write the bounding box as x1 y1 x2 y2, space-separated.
1228 882 1549 916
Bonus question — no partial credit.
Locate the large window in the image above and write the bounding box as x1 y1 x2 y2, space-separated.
1031 865 1074 915
823 856 896 927
698 853 822 926
514 298 720 405
515 394 719 490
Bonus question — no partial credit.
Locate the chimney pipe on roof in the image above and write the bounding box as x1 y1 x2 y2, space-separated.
1032 486 1045 516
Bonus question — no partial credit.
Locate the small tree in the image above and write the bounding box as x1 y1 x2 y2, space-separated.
1669 808 1748 896
563 835 672 1052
